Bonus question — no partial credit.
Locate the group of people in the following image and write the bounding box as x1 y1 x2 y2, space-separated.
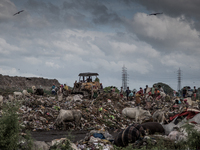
122 84 199 108
122 85 167 107
51 83 69 95
181 86 198 105
182 86 197 100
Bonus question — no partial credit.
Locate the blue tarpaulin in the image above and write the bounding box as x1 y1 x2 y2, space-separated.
93 133 105 139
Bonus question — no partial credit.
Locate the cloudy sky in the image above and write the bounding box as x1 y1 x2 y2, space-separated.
1 0 200 91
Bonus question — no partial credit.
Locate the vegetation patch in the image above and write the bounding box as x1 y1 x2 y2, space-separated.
0 101 33 150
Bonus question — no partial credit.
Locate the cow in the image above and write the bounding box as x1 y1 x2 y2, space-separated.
22 90 31 97
13 92 23 99
122 107 152 124
35 89 44 95
152 110 166 124
141 122 165 135
162 116 178 135
32 86 44 95
54 109 82 130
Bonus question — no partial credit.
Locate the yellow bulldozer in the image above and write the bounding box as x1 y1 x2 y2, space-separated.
72 72 103 99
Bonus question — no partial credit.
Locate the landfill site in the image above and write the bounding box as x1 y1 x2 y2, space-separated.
0 73 200 150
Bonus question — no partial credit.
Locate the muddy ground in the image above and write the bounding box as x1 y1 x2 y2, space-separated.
31 130 119 143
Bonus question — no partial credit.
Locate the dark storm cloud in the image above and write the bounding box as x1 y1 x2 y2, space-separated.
24 0 61 23
122 12 200 55
123 0 200 30
2 0 200 90
14 0 122 29
62 0 122 25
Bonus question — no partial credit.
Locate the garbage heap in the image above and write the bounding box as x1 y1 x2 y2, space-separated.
18 93 136 131
14 92 199 131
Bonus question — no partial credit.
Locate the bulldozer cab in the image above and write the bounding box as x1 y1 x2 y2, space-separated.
78 72 98 83
72 72 103 98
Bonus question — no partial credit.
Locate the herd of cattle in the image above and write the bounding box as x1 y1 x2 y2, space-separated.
1 86 200 148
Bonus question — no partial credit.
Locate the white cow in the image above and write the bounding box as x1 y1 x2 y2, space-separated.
22 90 31 97
55 109 82 129
122 107 152 123
32 86 36 93
162 117 179 135
152 110 166 124
13 92 23 99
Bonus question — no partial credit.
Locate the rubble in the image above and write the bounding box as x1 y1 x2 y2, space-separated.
13 93 144 131
1 87 200 149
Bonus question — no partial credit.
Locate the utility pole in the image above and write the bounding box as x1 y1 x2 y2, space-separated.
177 68 181 94
122 65 128 91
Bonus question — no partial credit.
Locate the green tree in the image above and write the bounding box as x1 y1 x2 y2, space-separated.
153 82 174 96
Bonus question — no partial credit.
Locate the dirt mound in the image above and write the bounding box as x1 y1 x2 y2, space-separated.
0 74 60 91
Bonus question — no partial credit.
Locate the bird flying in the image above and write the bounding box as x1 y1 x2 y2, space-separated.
148 12 163 16
13 10 24 16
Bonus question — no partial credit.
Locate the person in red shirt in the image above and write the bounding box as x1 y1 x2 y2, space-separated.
137 87 144 96
120 87 123 98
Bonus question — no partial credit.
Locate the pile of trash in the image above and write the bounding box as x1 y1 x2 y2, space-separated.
76 127 115 150
33 127 115 150
2 91 198 132
2 88 200 149
14 93 137 131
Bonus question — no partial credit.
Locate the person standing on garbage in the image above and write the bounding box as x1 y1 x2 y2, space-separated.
151 85 155 98
144 85 148 94
133 91 136 97
57 84 63 95
135 88 143 106
63 84 69 95
145 92 153 110
64 84 68 91
182 87 187 98
158 85 164 92
154 88 160 101
187 87 193 97
112 86 116 93
120 87 123 98
136 87 144 97
193 86 197 101
186 87 193 105
158 85 166 101
128 91 134 101
126 87 131 100
51 83 56 95
100 83 103 89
